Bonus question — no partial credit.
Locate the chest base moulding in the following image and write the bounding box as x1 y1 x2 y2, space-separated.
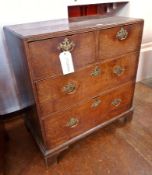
4 15 143 166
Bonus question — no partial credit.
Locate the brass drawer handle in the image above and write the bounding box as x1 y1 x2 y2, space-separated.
112 98 122 107
63 82 76 94
66 118 79 128
116 27 128 41
58 38 75 52
91 99 101 108
91 66 101 77
113 66 125 76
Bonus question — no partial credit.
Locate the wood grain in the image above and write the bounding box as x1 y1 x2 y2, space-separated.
28 31 96 80
4 16 144 165
36 52 139 116
99 22 143 59
4 83 152 175
4 16 143 40
44 81 134 149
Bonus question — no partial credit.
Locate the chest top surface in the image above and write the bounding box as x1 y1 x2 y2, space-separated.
4 15 143 41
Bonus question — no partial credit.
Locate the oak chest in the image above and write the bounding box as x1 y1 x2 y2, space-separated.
4 15 144 165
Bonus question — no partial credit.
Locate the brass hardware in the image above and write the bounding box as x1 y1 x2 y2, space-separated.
58 38 75 52
63 82 76 94
112 98 122 107
116 27 128 41
91 99 101 108
66 118 79 128
113 66 125 76
91 66 101 77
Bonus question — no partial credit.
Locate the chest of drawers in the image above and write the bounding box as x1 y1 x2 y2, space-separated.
4 16 143 165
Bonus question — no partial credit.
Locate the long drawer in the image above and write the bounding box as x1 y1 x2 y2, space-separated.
43 81 134 149
36 52 139 116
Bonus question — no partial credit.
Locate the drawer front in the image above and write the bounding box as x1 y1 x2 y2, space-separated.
43 81 134 149
98 22 143 59
28 31 96 80
36 52 139 116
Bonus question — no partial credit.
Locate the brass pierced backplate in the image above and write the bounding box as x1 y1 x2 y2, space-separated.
63 82 76 94
112 98 122 107
116 27 128 41
91 99 101 108
58 38 75 52
66 118 79 128
91 66 101 77
113 65 125 76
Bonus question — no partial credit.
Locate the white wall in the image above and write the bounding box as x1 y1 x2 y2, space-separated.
0 0 68 114
116 0 152 43
0 0 151 114
116 0 152 81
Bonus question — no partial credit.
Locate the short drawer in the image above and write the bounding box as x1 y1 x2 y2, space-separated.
35 52 139 116
98 22 143 59
43 81 134 149
28 31 96 80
